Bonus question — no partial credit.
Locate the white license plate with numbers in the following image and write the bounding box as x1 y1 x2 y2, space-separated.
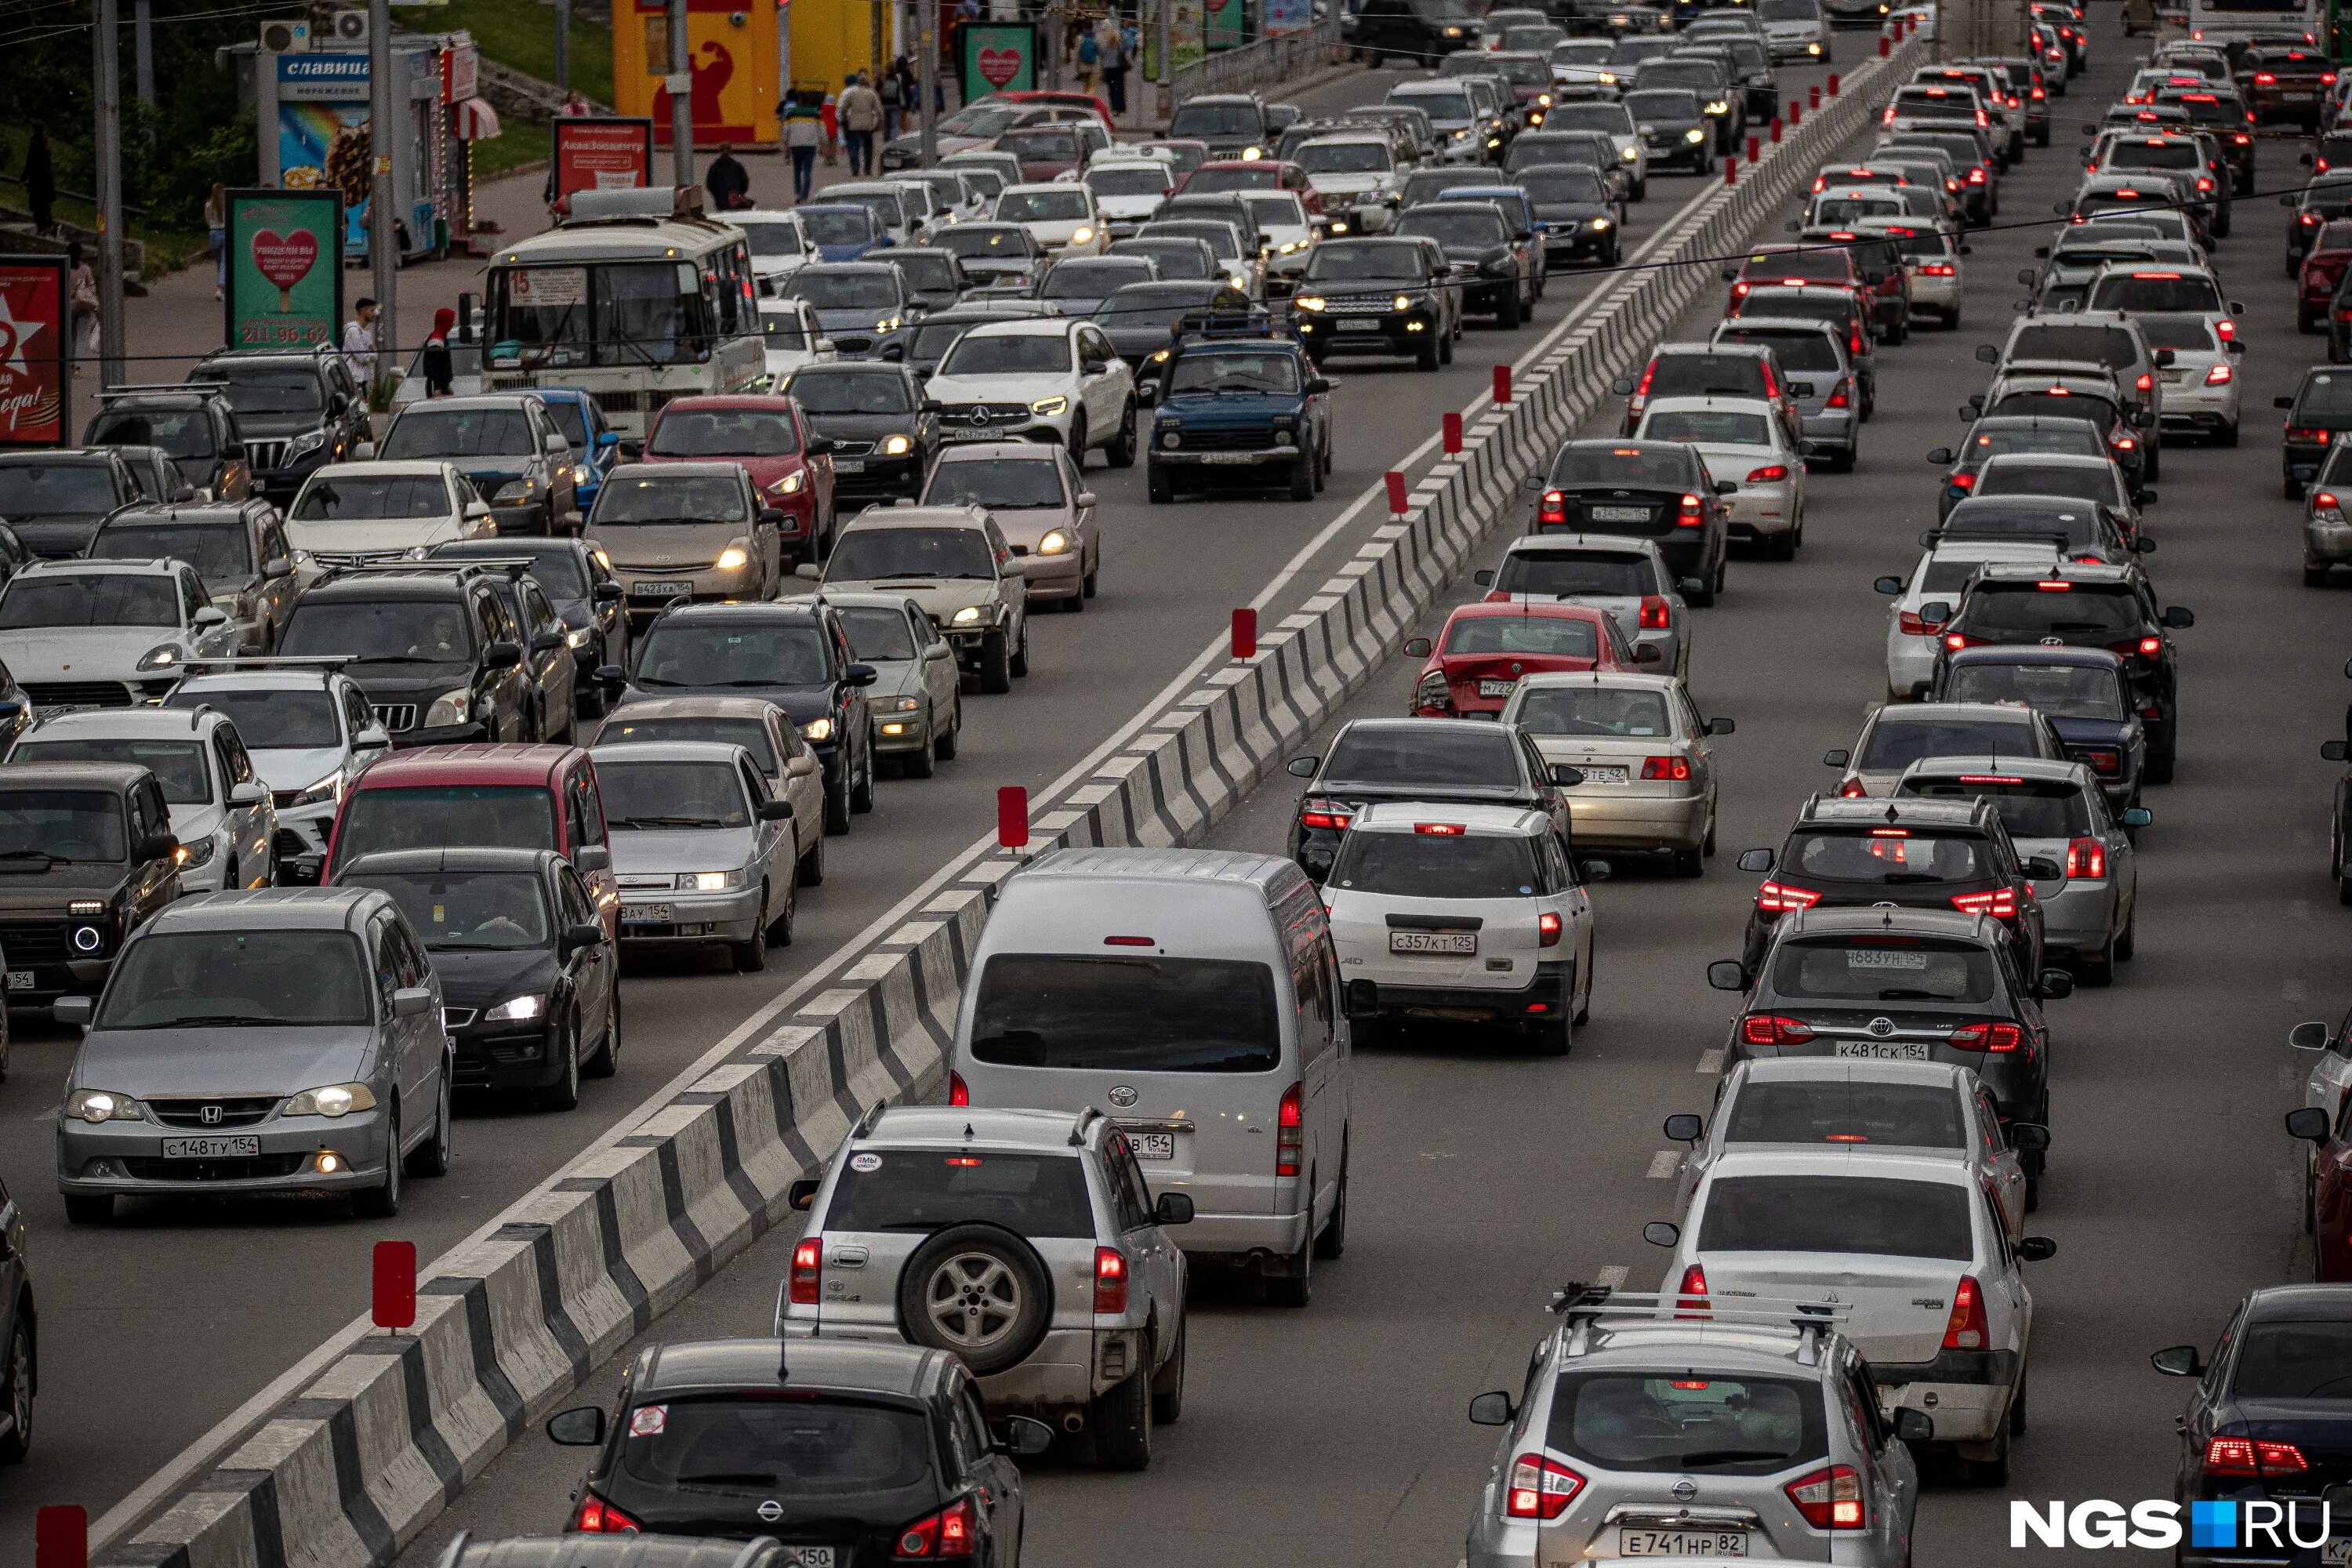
1338 319 1385 332
834 458 868 470
1391 930 1475 955
1836 1040 1930 1061
164 1136 260 1160
1578 765 1629 783
631 582 691 598
1592 504 1651 522
5 971 32 990
1124 1132 1175 1160
622 902 673 924
1200 452 1262 464
1620 1530 1748 1556
779 1549 833 1568
1479 678 1517 697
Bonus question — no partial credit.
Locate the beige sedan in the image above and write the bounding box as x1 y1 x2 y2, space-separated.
587 694 829 887
920 441 1100 608
1499 669 1733 877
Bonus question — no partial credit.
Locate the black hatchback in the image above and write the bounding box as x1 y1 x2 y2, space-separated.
1522 437 1729 597
546 1338 1051 1554
1284 717 1577 880
2278 367 2352 498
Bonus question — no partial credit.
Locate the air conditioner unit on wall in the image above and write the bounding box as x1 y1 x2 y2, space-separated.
329 9 370 45
259 16 311 52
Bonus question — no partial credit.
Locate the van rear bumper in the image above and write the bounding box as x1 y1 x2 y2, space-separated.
1178 1209 1311 1263
1358 961 1573 1025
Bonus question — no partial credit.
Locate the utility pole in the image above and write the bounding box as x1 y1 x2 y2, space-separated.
554 0 571 94
668 0 695 189
918 0 938 165
368 0 395 395
132 0 154 111
1157 0 1172 127
94 0 125 387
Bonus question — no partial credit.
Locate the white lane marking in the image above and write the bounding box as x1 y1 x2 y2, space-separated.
1596 1264 1630 1290
1696 1048 1725 1075
1646 1149 1680 1179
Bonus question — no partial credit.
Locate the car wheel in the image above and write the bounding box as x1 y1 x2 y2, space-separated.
935 695 962 760
731 902 768 972
1969 1417 2013 1487
2009 1368 2028 1436
1265 1226 1312 1307
2217 419 2240 448
2116 910 2137 959
2290 473 2309 501
354 1103 402 1218
1288 451 1316 501
1496 289 1520 329
1439 323 1455 362
1416 335 1441 372
903 726 937 777
0 1319 27 1464
978 630 1013 694
1314 1143 1348 1260
823 760 852 833
797 822 826 884
851 746 874 813
1093 1360 1155 1469
539 1012 582 1112
1066 413 1089 469
898 1222 1054 1374
1766 527 1797 561
2080 937 2116 988
1105 400 1138 468
405 1069 452 1178
1147 460 1174 504
766 873 796 948
1671 845 1703 878
583 985 620 1078
1008 620 1030 679
1151 1316 1187 1424
1083 552 1100 597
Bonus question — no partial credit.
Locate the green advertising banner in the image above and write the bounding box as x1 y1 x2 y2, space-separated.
1206 0 1243 51
960 20 1040 103
224 188 344 352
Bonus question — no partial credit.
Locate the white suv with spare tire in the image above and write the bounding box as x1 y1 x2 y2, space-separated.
775 1102 1194 1469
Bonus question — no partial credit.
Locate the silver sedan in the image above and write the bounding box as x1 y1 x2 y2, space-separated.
590 740 801 973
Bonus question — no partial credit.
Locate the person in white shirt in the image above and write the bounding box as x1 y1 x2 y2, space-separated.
342 297 379 383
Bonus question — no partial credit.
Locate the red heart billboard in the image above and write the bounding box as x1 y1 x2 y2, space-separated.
251 227 320 311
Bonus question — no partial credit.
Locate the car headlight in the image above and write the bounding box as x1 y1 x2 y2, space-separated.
883 433 913 455
801 715 834 741
714 545 750 571
1162 430 1183 449
1622 145 1639 159
1453 128 1472 140
1592 217 1613 230
136 643 184 672
1295 295 1327 311
875 315 903 331
1443 24 1463 35
482 993 547 1022
1229 272 1252 290
1328 220 1349 234
1278 240 1301 253
685 870 745 893
492 477 539 503
1031 395 1069 416
1036 529 1069 555
1705 100 1730 115
1686 128 1709 143
952 605 985 625
1599 70 1618 83
174 838 216 869
423 686 476 728
291 770 343 808
1070 226 1096 245
1394 294 1414 310
882 695 922 713
1149 347 1172 361
565 626 594 650
66 1089 149 1124
771 470 806 495
285 1082 379 1119
285 428 328 460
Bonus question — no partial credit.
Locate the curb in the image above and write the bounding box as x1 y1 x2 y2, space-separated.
96 33 1932 1568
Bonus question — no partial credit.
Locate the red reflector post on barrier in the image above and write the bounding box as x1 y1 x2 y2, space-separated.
36 1507 87 1568
1747 135 1759 162
1724 156 1737 185
1809 83 1821 107
373 1240 416 1331
1829 72 1841 96
1443 409 1463 452
1232 607 1257 659
1385 470 1410 514
1770 117 1782 143
1878 34 1889 55
1492 364 1512 405
996 786 1029 848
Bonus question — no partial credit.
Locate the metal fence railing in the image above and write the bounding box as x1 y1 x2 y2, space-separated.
1169 9 1343 106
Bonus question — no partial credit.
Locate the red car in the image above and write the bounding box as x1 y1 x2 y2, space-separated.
2289 1102 2352 1276
1174 158 1327 219
995 125 1088 182
2302 220 2352 332
1399 603 1630 718
639 394 837 566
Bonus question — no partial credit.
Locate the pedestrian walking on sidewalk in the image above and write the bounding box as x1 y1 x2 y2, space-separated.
706 141 752 210
839 73 882 177
879 60 906 142
66 241 96 373
784 94 823 202
1098 16 1130 117
205 182 227 300
1076 25 1101 96
23 123 55 238
821 93 840 165
342 297 379 386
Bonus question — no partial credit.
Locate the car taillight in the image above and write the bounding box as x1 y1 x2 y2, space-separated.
2319 491 2347 518
1826 388 1849 408
2136 371 2153 392
2081 750 2119 775
2237 132 2252 143
2256 71 2278 82
1540 488 1567 524
2133 635 2161 656
1942 1275 1989 1349
1635 361 1657 400
1898 610 1933 636
2289 426 2332 444
2205 1436 2310 1476
1300 800 1352 831
1849 328 1864 355
2205 362 2233 385
1950 887 2018 920
1094 1246 1129 1314
2216 318 2236 341
1639 595 1672 629
1918 262 1957 276
2306 212 2325 227
1949 1019 2026 1052
1675 1261 1710 1316
1746 464 1788 483
1277 1080 1302 1177
1756 880 1821 914
2033 85 2045 98
1642 754 1690 780
1414 668 1454 715
1948 470 1974 490
1968 165 1987 182
948 1070 969 1106
790 1237 822 1305
575 1494 642 1534
1837 779 1867 798
1740 1013 1817 1046
2064 837 2106 877
1786 1465 1867 1530
897 1496 979 1559
2111 432 2136 452
1732 280 1751 296
1538 909 1563 947
1677 492 1705 527
1944 631 1981 651
1505 1454 1584 1519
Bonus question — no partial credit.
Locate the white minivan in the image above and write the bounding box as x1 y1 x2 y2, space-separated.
949 846 1352 1306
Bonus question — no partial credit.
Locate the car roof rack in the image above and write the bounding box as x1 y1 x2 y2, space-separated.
1547 1286 1851 1363
1070 1105 1107 1147
1171 309 1295 345
851 1098 888 1139
97 381 227 398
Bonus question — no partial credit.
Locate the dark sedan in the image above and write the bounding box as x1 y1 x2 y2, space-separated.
1519 165 1624 268
2279 368 2352 499
1523 437 1730 601
1623 87 1714 173
779 363 940 506
1396 201 1535 326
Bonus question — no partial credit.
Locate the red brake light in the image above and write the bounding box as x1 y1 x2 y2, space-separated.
575 1494 642 1534
1639 594 1673 628
2262 1441 2310 1473
2135 371 2154 391
2036 579 2073 591
2289 426 2332 444
897 1496 979 1559
1540 488 1567 524
1300 800 1352 831
2065 837 2106 878
1642 754 1690 780
1505 1454 1585 1519
2205 1436 2310 1476
1786 1465 1867 1530
1094 1246 1130 1314
1898 610 1933 636
1969 165 1987 181
1677 492 1705 527
1950 887 2019 920
1746 464 1789 483
1675 1261 1710 1317
1950 1019 2026 1052
1740 1013 1817 1046
2256 71 2278 83
1414 821 1466 835
1948 470 1974 490
1538 909 1564 947
1826 389 1850 408
1756 880 1821 914
1634 361 1657 400
1944 631 1973 651
2082 750 2120 775
949 1070 970 1106
2216 318 2236 340
1918 262 1957 276
2320 491 2343 510
1838 779 1867 798
790 1237 822 1305
2204 362 2233 385
1942 1275 1989 1349
1277 1081 1303 1177
1103 935 1155 946
2137 635 2161 656
1733 280 1752 296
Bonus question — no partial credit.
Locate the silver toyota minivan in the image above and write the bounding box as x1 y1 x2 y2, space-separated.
948 847 1352 1306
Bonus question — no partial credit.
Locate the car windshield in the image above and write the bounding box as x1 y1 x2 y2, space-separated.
648 408 800 458
1001 130 1083 162
2138 314 2215 352
598 759 750 828
1552 444 1698 487
1958 583 2142 636
800 209 877 246
826 1148 1097 1237
2107 140 2199 170
597 474 749 524
165 686 339 748
786 369 913 415
1514 688 1671 736
891 252 958 290
0 789 126 862
1642 409 1769 445
333 785 557 869
0 463 118 517
351 869 552 950
1644 356 1769 402
970 953 1282 1073
1992 392 2120 430
1149 223 1243 261
380 407 536 459
283 597 476 662
1494 553 1651 599
938 101 1014 136
2089 274 2221 314
1903 774 2092 838
1976 462 2113 505
1087 165 1173 197
829 527 995 582
1169 351 1300 395
836 606 920 662
95 929 371 1028
1170 102 1263 136
635 623 832 688
2233 1322 2352 1401
786 270 899 310
1096 283 1224 325
1770 937 1996 1002
203 365 325 417
90 521 252 586
1187 167 1282 195
1327 829 1541 898
598 715 778 771
1697 1174 1974 1258
1639 62 1720 91
89 409 215 461
293 474 452 521
1718 328 1839 372
996 190 1090 222
1322 724 1519 788
1546 1374 1826 1475
1857 717 2037 771
1393 88 1474 123
1624 89 1702 119
1760 0 1819 16
1787 829 1989 884
1813 195 1904 225
1298 142 1389 173
734 218 805 261
13 738 209 804
1964 426 2103 465
939 334 1070 376
1741 250 1850 285
925 459 1064 510
615 1396 936 1496
1724 1080 1966 1147
2011 325 2137 368
1442 613 1602 658
2299 372 2352 419
935 227 1030 260
1520 168 1610 205
0 574 177 629
1399 209 1510 248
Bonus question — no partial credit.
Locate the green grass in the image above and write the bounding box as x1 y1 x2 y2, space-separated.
470 119 553 181
431 0 615 106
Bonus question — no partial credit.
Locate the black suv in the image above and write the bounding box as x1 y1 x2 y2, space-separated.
1284 716 1578 880
84 386 251 503
1733 793 2056 978
1345 0 1475 67
610 599 877 834
545 1338 1048 1548
0 448 140 558
187 347 369 503
372 394 581 536
430 537 629 719
1711 905 2062 1174
1922 559 2192 782
276 564 535 746
0 761 183 1005
1167 93 1276 158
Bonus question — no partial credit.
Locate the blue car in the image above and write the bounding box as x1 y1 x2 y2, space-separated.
1145 314 1334 504
797 203 894 263
531 386 623 514
1930 644 2146 808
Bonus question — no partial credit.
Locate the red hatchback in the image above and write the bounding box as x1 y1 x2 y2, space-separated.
1399 603 1629 718
2302 220 2352 332
640 394 837 567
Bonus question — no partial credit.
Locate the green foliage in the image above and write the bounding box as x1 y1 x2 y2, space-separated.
431 0 615 105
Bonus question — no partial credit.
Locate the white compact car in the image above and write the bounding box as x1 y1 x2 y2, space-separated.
732 209 820 290
1650 1145 2055 1483
1322 801 1597 1053
1634 395 1807 557
2143 315 2243 445
993 183 1109 256
1872 537 2064 700
924 319 1139 466
0 558 243 715
162 662 389 858
1294 134 1402 234
757 298 838 387
1500 670 1728 874
1082 158 1177 238
283 460 496 581
1759 0 1830 61
1241 191 1319 287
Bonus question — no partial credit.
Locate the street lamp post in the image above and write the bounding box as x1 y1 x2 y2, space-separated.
368 0 397 397
94 0 126 387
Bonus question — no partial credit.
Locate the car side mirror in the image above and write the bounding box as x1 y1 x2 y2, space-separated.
193 606 230 629
2279 396 2301 410
560 921 604 955
1154 1191 1195 1225
354 725 391 752
619 439 644 460
136 832 179 863
1075 492 1098 509
1403 637 1433 657
1343 976 1377 1021
789 1177 822 1210
2285 1019 2328 1051
1473 568 1495 586
1287 756 1319 779
2230 300 2246 315
354 441 377 461
263 557 295 580
2008 1122 2051 1152
478 641 522 671
922 398 946 414
1642 1221 1680 1247
1580 859 1611 882
1737 848 1774 873
998 1415 1056 1456
2289 1105 2335 1143
2036 966 2072 998
2151 1345 2205 1378
1468 1392 1515 1426
1551 764 1585 786
2122 806 2154 828
391 985 434 1018
2328 742 2350 762
1611 374 1636 395
847 662 879 687
1918 601 1951 626
757 797 794 821
531 632 568 655
1715 480 1737 495
573 844 612 874
52 996 91 1028
760 508 787 529
2136 408 2158 430
1821 747 1850 768
463 500 493 521
224 439 252 460
1305 377 1332 395
1873 575 1905 596
544 432 570 455
881 343 906 362
1664 1112 1704 1144
546 1406 606 1446
2162 605 2194 628
228 780 267 807
795 562 822 581
2135 488 2158 506
591 580 626 608
808 436 838 457
1926 445 1955 463
1706 960 1748 992
2285 194 2304 207
1892 1406 1935 1444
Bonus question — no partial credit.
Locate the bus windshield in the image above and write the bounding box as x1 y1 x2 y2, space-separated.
488 260 713 370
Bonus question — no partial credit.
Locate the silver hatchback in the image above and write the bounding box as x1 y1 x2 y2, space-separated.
1461 1291 1926 1568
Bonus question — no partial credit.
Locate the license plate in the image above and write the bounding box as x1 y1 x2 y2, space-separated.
1338 319 1385 332
1479 678 1517 697
1200 452 1263 463
834 458 867 471
1578 765 1629 783
1591 504 1651 521
1391 930 1476 954
2326 1540 2352 1568
1835 1040 1931 1061
163 1136 260 1160
5 971 32 991
1125 1131 1175 1160
630 581 691 598
621 902 673 923
779 1550 834 1568
1620 1529 1748 1556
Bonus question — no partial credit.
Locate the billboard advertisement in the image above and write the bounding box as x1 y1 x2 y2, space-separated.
225 189 344 352
0 257 67 448
1266 0 1314 34
554 118 655 205
616 0 779 146
960 20 1040 100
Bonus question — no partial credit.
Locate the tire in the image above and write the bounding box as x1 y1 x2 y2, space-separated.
1573 949 1592 1026
62 1194 110 1225
1968 1417 2013 1487
1943 304 1961 330
767 873 796 948
354 1103 402 1218
2290 474 2308 501
897 1223 1054 1375
1766 527 1797 561
1067 414 1089 469
1315 1145 1348 1259
1084 557 1099 598
978 629 1012 694
1105 400 1138 468
1288 452 1316 501
2305 308 2322 335
1439 324 1454 364
1631 178 1646 201
1671 845 1704 877
2218 420 2240 448
2116 911 2137 959
2009 1368 2029 1436
823 758 852 833
1150 1317 1187 1424
2143 444 2160 482
1093 1362 1154 1469
1147 461 1174 504
731 905 768 972
583 985 620 1078
2080 937 2116 988
405 1071 452 1178
935 696 962 760
1265 1229 1313 1307
1531 996 1573 1055
0 1320 26 1464
851 747 874 813
1416 334 1441 371
1064 579 1087 612
539 1012 582 1112
799 826 826 887
1496 289 1521 329
2146 744 2175 786
903 729 937 778
1008 619 1030 679
1689 572 1715 608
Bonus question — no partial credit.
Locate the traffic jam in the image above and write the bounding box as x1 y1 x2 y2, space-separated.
9 0 2352 1563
